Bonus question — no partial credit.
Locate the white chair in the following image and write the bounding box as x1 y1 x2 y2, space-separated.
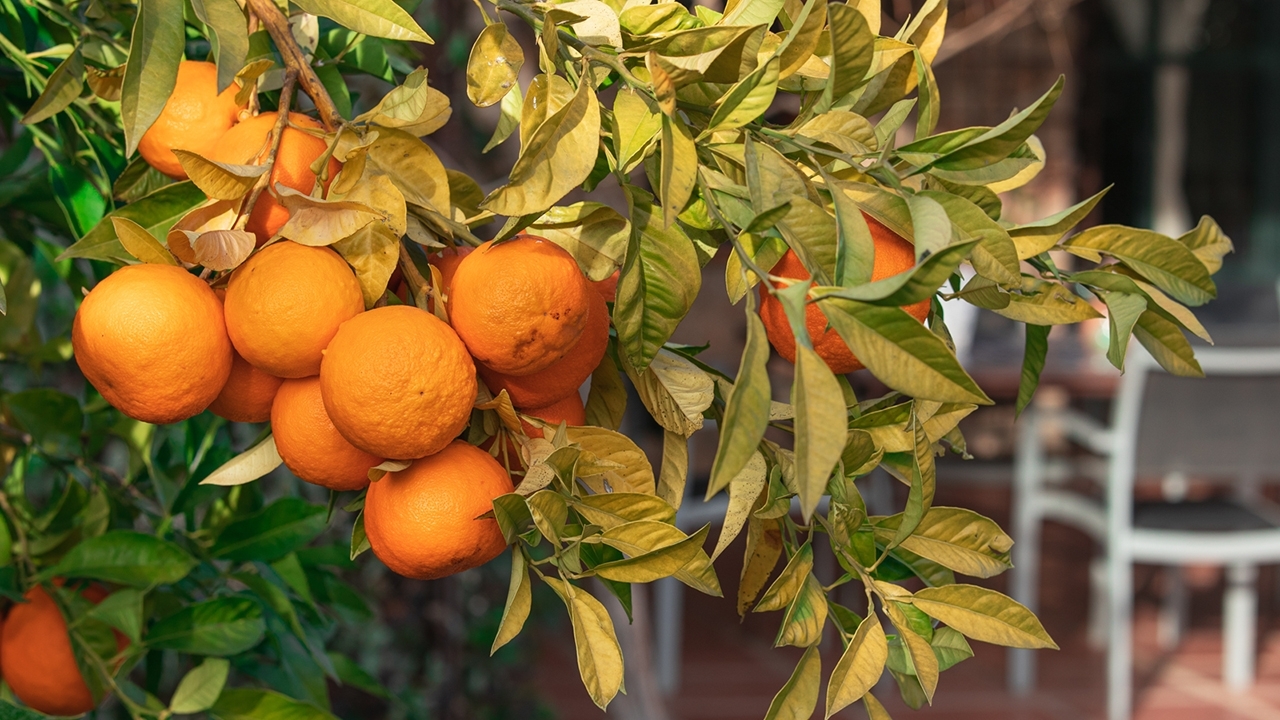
1008 346 1280 720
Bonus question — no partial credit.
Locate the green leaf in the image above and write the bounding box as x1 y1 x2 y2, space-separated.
200 435 283 486
0 701 48 720
763 645 821 720
121 0 185 155
776 572 828 647
41 531 195 587
85 588 144 642
704 56 780 136
616 187 702 370
931 626 974 671
756 542 813 612
874 98 916 148
1015 323 1050 416
148 597 266 656
467 23 524 108
887 412 936 552
884 601 938 703
211 689 337 720
60 182 206 263
708 298 771 498
210 498 327 562
792 346 847 520
491 550 532 655
1098 291 1147 371
919 191 1018 286
1133 310 1203 377
594 524 710 583
111 217 178 265
816 3 874 113
1062 225 1216 307
542 576 625 710
1070 270 1211 343
659 113 697 227
908 77 1064 172
570 493 676 529
1007 188 1108 259
585 351 627 430
484 75 601 216
170 658 230 713
991 281 1102 325
711 452 767 560
826 611 889 717
4 389 83 458
913 50 939 139
821 299 991 405
191 0 249 92
22 47 84 125
911 584 1058 649
818 170 874 287
813 237 974 307
1177 215 1234 274
291 0 432 43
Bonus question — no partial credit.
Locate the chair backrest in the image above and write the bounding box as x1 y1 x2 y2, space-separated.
1107 347 1280 538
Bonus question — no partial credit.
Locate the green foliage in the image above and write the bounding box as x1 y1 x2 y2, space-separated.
0 0 1235 716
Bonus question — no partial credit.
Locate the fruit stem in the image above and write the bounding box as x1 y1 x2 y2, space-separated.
243 0 342 131
236 70 298 234
397 242 433 308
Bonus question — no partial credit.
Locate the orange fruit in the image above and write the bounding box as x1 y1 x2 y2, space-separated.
73 264 232 424
272 377 380 491
449 235 592 376
363 440 514 579
208 349 283 423
521 392 586 438
478 286 608 409
224 241 363 379
137 61 245 179
429 246 472 300
759 214 929 374
591 269 619 302
2 585 124 716
208 112 341 245
320 305 476 460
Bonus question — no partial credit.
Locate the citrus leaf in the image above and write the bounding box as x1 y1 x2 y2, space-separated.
821 299 991 404
616 189 702 369
491 550 532 655
1097 290 1147 371
185 229 255 271
530 203 629 281
907 77 1064 172
1177 215 1233 274
813 237 975 306
659 113 697 227
585 351 627 430
201 435 282 486
467 23 524 108
911 584 1058 649
721 0 783 26
148 597 265 656
570 493 676 529
704 56 780 136
1006 187 1107 259
707 298 770 500
211 689 336 720
565 426 656 494
332 221 400 307
1062 225 1216 306
816 2 874 112
173 150 269 201
170 658 230 714
884 601 938 703
1133 310 1203 377
209 497 327 562
355 68 451 134
777 0 827 80
484 84 524 153
826 612 889 717
792 345 846 520
190 0 248 92
876 507 1012 578
292 0 432 43
739 514 783 616
776 572 828 647
611 87 662 173
41 531 196 587
111 217 177 265
626 348 714 436
763 645 821 720
657 429 689 509
1015 323 1050 416
756 542 813 613
863 693 894 720
601 520 720 596
919 191 1018 286
710 452 767 560
594 524 710 583
120 0 185 155
542 576 625 709
906 193 951 263
484 76 600 216
886 412 936 552
62 182 206 263
22 47 84 125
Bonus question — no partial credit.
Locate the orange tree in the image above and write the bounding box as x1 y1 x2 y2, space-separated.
0 0 1233 717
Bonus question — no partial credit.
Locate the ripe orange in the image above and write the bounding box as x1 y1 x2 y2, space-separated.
521 392 586 438
478 286 608 409
137 61 245 179
591 269 619 302
208 112 341 245
208 349 282 423
363 440 514 579
449 235 592 376
2 585 123 716
224 241 363 379
73 264 232 424
429 245 472 304
272 377 380 491
759 214 930 374
320 305 476 460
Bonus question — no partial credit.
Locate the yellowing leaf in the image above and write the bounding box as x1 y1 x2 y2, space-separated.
792 345 847 520
600 520 720 596
173 150 270 201
884 602 938 703
911 584 1058 649
292 0 432 44
355 68 451 135
1063 225 1217 307
594 524 710 584
611 87 662 173
167 200 240 264
467 23 524 108
711 451 767 560
739 515 783 616
530 203 629 281
626 348 714 436
365 128 451 214
776 573 827 647
756 543 813 613
764 645 821 720
187 229 255 271
557 0 623 47
542 576 624 710
570 493 676 529
660 113 697 227
332 222 400 307
491 550 532 655
657 429 689 509
1178 215 1234 274
990 282 1103 325
565 426 655 495
484 76 601 217
200 435 282 486
111 217 177 266
826 612 888 717
707 301 771 499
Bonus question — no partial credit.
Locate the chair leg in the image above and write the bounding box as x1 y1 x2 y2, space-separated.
653 576 684 696
1007 504 1042 695
1087 556 1110 650
1158 566 1188 650
1223 563 1258 691
1107 553 1134 720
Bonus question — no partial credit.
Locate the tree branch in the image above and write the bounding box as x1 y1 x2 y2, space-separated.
236 70 298 233
243 0 341 130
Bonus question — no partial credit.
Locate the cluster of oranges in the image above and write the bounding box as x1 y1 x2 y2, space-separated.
72 233 610 580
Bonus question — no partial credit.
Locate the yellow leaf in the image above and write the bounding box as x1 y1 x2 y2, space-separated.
366 128 451 214
711 451 767 560
111 217 177 266
910 584 1058 650
173 150 269 200
332 222 400 307
763 645 820 720
167 200 240 264
491 550 532 655
542 576 625 710
626 348 714 436
599 520 721 596
185 229 255 271
755 543 813 613
565 426 655 495
200 436 282 486
825 612 888 717
467 22 524 107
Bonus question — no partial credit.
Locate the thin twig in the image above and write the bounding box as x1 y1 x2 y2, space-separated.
236 70 298 233
398 243 432 306
243 0 341 130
